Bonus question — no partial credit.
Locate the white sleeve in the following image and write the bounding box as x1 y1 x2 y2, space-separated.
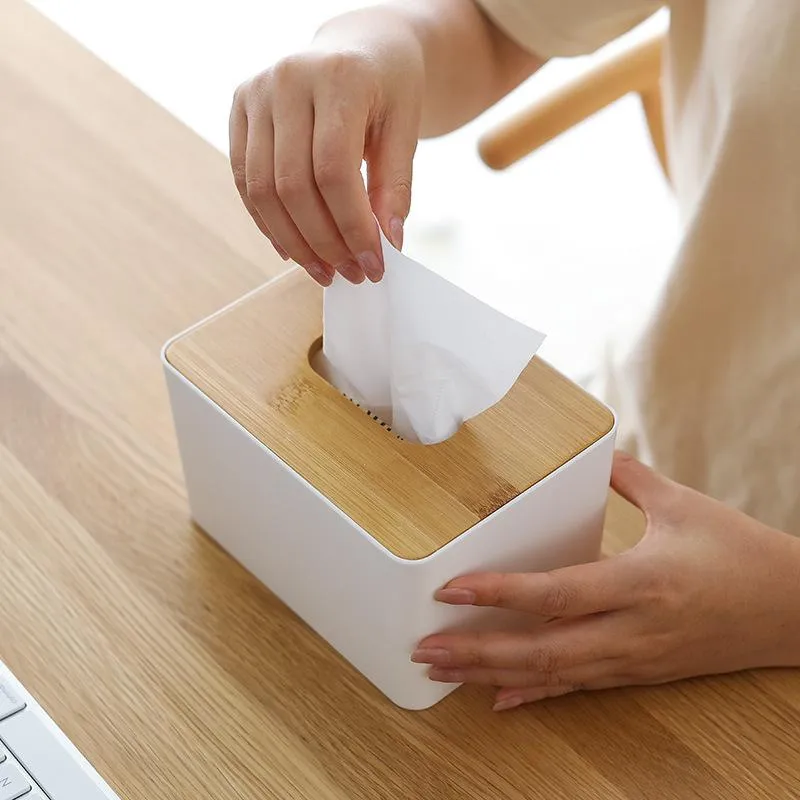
474 0 663 56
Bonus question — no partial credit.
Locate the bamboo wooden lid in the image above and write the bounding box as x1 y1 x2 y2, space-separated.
165 269 614 559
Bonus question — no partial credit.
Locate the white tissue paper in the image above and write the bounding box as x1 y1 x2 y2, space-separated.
321 231 546 444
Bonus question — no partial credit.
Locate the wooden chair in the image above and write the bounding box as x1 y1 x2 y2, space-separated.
479 30 668 179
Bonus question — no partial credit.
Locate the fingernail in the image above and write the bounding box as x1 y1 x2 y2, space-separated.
389 217 404 251
411 648 450 664
307 262 333 286
493 696 523 712
429 668 464 683
435 588 477 605
336 260 365 284
357 251 383 283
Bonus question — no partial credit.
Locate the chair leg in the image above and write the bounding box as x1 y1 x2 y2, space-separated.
639 84 669 182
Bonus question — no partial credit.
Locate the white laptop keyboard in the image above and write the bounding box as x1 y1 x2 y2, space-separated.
0 660 120 800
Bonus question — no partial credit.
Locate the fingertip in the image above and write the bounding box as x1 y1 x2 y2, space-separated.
356 251 384 283
388 216 404 251
375 211 404 251
336 260 366 284
610 449 671 515
612 449 639 471
411 646 450 665
613 450 664 482
434 588 477 605
493 695 523 712
414 635 438 651
306 262 334 286
428 668 464 684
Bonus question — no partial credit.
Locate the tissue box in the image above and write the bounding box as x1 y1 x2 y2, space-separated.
163 268 616 710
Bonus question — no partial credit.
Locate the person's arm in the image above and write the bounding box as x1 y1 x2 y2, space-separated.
229 1 542 286
314 2 543 138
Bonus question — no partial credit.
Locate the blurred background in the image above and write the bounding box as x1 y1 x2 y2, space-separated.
29 0 678 382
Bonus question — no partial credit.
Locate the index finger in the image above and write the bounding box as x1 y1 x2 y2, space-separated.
435 556 641 618
312 94 382 276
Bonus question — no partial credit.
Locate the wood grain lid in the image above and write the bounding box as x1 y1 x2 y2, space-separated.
165 269 614 559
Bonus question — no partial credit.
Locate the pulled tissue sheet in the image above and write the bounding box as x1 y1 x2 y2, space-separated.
321 231 546 444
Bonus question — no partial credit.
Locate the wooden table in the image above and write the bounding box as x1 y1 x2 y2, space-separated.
2 3 799 798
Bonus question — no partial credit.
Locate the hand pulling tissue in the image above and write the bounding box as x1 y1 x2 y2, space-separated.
320 231 546 443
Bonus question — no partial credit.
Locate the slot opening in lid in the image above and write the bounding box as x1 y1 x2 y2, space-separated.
308 336 403 439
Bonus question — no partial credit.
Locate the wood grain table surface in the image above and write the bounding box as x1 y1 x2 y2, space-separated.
1 3 799 798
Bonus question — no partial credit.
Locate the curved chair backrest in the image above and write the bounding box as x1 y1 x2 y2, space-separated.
478 30 668 180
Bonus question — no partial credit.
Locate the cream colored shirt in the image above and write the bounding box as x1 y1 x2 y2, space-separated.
476 0 800 534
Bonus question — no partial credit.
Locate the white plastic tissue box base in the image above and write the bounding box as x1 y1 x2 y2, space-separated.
322 231 545 444
163 240 617 710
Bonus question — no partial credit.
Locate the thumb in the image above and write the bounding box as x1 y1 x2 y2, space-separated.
610 450 674 521
366 116 417 251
